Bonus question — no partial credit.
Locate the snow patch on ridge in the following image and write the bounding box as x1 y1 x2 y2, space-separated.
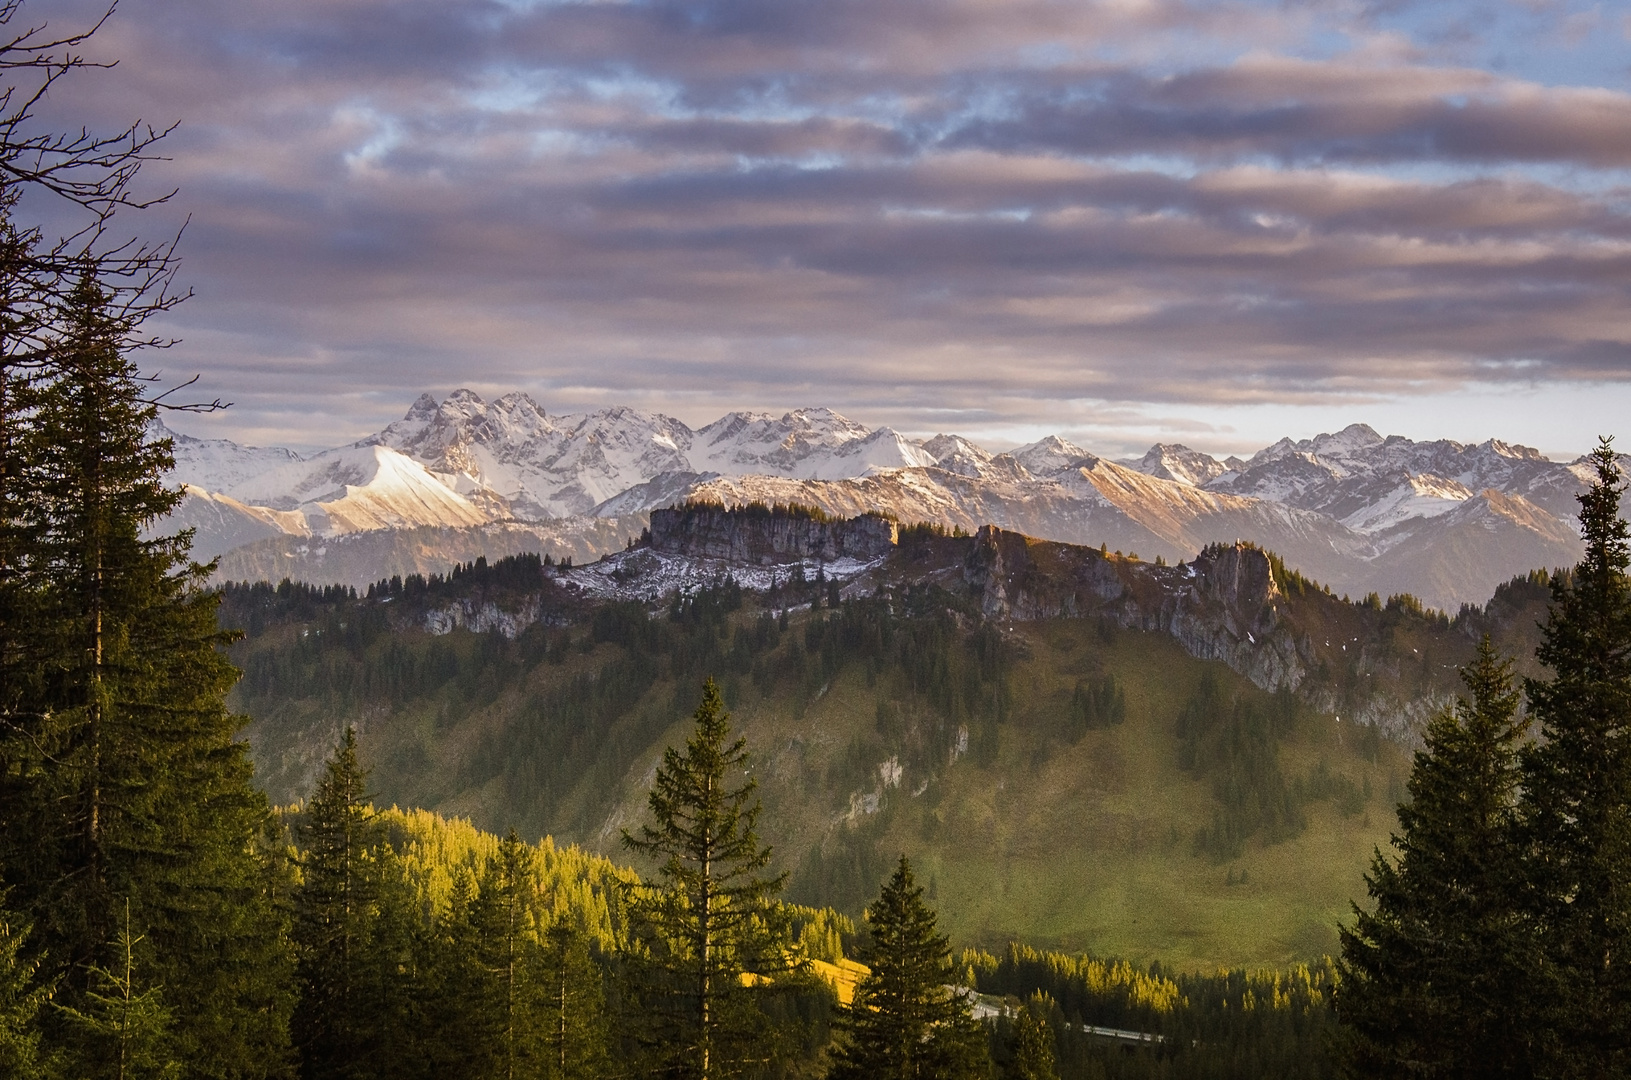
560 548 886 604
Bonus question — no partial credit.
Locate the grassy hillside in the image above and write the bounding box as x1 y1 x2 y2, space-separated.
220 548 1534 969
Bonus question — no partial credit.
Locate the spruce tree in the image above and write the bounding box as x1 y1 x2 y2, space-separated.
417 868 498 1078
0 190 47 754
0 886 49 1080
621 678 792 1080
527 922 610 1080
56 899 179 1080
1336 636 1533 1078
477 830 535 1080
292 729 385 1079
1006 999 1058 1080
0 10 288 1073
1519 437 1631 1077
827 856 988 1080
3 273 293 1077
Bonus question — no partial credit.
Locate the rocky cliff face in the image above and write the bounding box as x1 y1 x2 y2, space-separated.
953 525 1477 740
961 528 1303 687
648 504 899 564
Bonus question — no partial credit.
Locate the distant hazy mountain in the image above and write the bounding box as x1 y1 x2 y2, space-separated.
157 391 1610 608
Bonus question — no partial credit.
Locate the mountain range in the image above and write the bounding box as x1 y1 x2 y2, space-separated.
163 389 1610 610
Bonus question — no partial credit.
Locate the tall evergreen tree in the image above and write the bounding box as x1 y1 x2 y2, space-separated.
416 868 498 1078
1336 636 1533 1079
0 9 288 1074
827 856 988 1080
292 729 385 1080
1006 999 1058 1080
1519 437 1631 1078
621 678 792 1080
527 922 610 1080
0 188 47 751
2 273 293 1077
477 830 535 1080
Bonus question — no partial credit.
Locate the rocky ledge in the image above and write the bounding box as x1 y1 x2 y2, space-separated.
648 502 899 564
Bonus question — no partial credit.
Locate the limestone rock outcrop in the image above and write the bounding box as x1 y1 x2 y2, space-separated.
648 503 898 565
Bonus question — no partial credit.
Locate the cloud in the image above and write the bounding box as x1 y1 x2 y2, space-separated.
18 0 1631 449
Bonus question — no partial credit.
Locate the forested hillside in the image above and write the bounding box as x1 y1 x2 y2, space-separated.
221 542 1555 966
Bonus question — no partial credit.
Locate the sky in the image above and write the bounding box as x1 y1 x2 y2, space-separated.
25 0 1631 459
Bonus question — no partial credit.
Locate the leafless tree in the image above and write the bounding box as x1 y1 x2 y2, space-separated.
0 0 203 399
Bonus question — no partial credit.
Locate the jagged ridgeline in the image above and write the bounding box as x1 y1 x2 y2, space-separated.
221 504 1558 966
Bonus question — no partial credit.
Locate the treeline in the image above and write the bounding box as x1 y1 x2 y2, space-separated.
362 552 568 600
218 551 568 633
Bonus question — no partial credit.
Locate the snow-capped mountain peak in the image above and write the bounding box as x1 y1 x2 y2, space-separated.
1308 423 1386 459
921 434 993 478
1129 443 1228 488
223 444 488 533
404 392 440 421
691 407 930 478
1006 435 1094 477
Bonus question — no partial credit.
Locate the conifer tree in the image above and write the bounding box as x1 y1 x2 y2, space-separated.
0 886 49 1080
57 899 179 1080
827 856 988 1080
0 191 47 752
293 729 385 1079
0 9 289 1073
1006 999 1058 1080
1336 636 1532 1078
478 830 535 1080
621 678 792 1080
417 868 498 1078
528 922 610 1080
1519 437 1631 1077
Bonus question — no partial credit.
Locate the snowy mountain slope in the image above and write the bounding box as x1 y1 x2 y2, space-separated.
1365 490 1582 610
919 434 993 478
691 407 935 477
363 391 692 518
210 518 646 590
1004 435 1092 477
1205 424 1586 527
157 418 302 492
1339 473 1475 535
361 393 939 517
1065 458 1374 574
227 445 491 534
154 391 1605 608
163 487 310 562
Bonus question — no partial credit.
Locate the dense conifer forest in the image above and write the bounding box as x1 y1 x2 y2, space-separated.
7 4 1631 1078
